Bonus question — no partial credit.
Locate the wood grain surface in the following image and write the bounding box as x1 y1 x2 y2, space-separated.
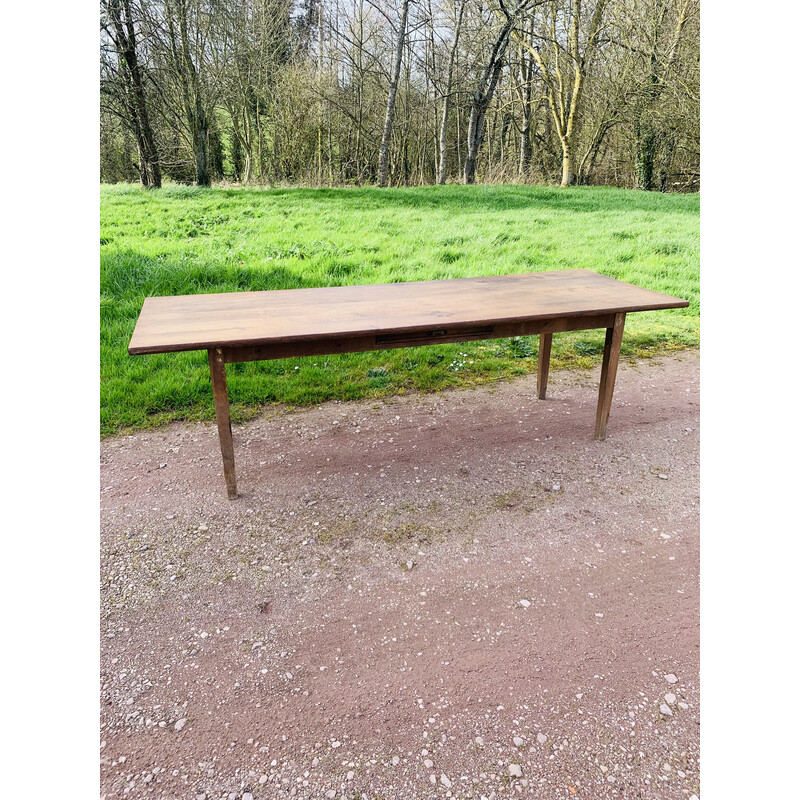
128 270 689 355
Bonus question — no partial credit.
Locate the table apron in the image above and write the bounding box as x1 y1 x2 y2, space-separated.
221 313 617 364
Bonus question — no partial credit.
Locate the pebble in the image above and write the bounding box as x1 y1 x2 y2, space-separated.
347 771 354 781
311 758 319 767
660 703 673 716
519 599 531 608
537 733 547 744
552 483 561 492
424 759 434 768
392 756 400 765
665 674 678 684
441 773 452 788
665 693 677 705
513 737 525 747
243 794 254 800
429 775 437 785
325 791 336 799
174 718 187 732
509 764 522 778
678 701 689 710
474 736 484 747
259 775 268 785
658 474 668 480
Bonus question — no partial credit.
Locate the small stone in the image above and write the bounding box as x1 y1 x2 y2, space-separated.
665 693 677 705
311 757 319 768
519 599 531 608
259 775 268 784
660 704 673 716
665 674 678 684
537 733 547 744
347 771 354 781
424 759 434 768
474 736 484 747
392 756 400 765
508 764 523 778
429 775 437 785
440 773 452 788
513 737 525 748
243 794 254 800
406 560 414 570
658 474 668 480
663 764 672 772
325 791 336 799
552 483 561 492
175 718 187 732
678 701 689 710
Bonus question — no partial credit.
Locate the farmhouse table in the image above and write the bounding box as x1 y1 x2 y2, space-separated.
129 270 688 499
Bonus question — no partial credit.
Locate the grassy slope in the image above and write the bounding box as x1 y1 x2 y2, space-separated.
101 183 699 435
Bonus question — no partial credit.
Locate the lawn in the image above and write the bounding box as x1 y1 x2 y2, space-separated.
100 183 699 436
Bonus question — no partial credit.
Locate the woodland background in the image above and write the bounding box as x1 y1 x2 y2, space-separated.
100 0 699 192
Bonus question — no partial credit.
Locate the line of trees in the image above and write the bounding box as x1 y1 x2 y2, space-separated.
100 0 699 191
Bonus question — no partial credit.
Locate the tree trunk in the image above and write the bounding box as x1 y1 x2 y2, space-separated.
193 118 210 186
518 48 533 176
634 118 657 190
560 138 574 186
464 18 513 184
438 0 466 185
378 0 410 187
105 0 161 188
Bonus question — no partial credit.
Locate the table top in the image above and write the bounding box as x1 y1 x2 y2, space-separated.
128 269 689 355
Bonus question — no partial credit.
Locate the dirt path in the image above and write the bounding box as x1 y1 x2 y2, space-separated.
100 351 699 800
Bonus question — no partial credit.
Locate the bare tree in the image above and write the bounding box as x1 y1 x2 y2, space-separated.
463 0 539 184
378 0 411 186
437 0 467 183
516 0 609 186
101 0 162 187
610 0 695 189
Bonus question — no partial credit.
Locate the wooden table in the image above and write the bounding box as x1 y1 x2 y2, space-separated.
129 270 688 499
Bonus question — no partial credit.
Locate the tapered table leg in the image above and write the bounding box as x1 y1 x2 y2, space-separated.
594 313 626 440
537 332 553 399
208 348 238 499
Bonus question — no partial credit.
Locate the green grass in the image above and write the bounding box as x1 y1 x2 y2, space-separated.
100 183 699 435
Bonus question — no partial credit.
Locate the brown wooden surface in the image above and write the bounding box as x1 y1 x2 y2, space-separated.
594 313 626 440
128 270 689 356
208 349 238 499
220 312 616 364
537 333 553 400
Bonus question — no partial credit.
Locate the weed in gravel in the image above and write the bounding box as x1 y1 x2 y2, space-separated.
491 489 523 509
378 522 440 546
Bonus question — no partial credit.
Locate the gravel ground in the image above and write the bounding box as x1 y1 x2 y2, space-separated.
100 350 699 800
